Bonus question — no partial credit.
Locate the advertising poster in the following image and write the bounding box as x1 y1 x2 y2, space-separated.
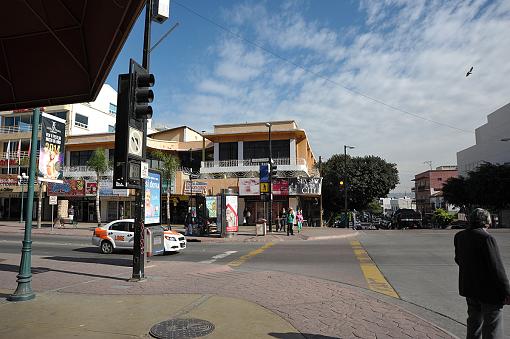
47 179 85 196
38 113 66 182
184 181 208 194
145 171 161 224
272 179 289 196
0 174 18 186
239 178 260 196
85 182 97 195
206 196 217 218
225 195 238 232
259 163 269 182
288 177 322 196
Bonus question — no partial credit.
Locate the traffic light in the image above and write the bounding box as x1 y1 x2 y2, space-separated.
270 163 278 180
130 61 155 120
339 179 345 189
113 59 155 189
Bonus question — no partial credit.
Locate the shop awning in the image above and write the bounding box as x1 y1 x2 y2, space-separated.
0 0 145 111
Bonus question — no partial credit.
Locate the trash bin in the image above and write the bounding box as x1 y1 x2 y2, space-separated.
256 218 267 236
146 226 165 256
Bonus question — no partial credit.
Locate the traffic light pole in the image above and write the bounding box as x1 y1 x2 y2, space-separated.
132 0 153 281
268 124 272 233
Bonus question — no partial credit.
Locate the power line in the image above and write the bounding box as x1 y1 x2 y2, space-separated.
174 1 471 134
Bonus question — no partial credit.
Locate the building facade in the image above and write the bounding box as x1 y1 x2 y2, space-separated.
412 166 458 215
457 103 510 176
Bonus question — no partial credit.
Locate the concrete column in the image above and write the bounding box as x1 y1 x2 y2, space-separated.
65 151 71 166
238 141 243 165
214 143 219 162
290 139 296 165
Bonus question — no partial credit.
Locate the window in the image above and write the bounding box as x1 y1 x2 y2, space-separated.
4 116 19 127
243 140 290 160
70 150 93 166
110 222 128 232
49 111 67 120
109 103 117 114
74 113 88 129
108 125 115 133
219 142 238 161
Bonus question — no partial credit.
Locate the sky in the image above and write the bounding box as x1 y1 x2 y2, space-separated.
106 0 510 193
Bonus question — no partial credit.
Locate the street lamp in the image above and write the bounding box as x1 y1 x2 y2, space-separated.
265 122 272 233
189 148 193 220
201 130 206 163
17 173 28 223
344 145 355 227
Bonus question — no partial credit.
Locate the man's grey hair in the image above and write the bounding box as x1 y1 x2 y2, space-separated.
469 208 491 228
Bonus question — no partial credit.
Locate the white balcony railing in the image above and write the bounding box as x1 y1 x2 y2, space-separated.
0 125 41 134
201 157 311 175
0 151 39 159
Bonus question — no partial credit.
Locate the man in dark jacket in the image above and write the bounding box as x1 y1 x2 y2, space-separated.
454 208 510 339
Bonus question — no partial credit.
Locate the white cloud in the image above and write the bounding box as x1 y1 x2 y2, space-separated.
158 0 510 192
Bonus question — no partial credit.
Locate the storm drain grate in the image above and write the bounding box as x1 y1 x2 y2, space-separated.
149 318 215 339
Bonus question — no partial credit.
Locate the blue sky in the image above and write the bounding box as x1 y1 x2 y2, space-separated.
106 0 510 192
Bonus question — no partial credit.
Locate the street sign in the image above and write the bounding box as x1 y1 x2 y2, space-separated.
260 182 269 193
141 161 149 179
49 196 57 205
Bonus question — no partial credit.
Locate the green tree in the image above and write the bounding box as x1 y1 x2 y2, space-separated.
431 208 455 228
322 155 399 219
443 163 510 211
367 200 383 215
87 148 109 226
153 150 180 228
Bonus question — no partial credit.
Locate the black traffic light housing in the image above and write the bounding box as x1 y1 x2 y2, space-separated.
113 59 155 189
270 163 278 180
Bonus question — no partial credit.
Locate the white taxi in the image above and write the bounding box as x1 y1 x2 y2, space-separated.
92 219 186 254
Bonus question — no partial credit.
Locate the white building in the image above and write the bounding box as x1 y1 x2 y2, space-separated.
457 103 510 177
379 196 415 215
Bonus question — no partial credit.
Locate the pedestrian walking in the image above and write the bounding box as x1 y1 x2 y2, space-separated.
287 208 294 236
297 209 303 233
279 208 286 232
185 209 193 236
454 208 510 339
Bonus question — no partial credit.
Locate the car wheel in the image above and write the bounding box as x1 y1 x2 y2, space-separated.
100 240 113 254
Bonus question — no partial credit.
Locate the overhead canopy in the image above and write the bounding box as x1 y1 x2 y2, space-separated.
0 0 146 111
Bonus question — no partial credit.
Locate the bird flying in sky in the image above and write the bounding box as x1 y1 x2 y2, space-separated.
466 66 473 77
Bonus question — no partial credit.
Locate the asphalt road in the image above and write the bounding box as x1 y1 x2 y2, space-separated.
3 229 510 337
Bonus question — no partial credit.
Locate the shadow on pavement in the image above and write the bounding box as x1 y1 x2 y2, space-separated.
42 256 132 267
269 333 340 339
0 263 126 281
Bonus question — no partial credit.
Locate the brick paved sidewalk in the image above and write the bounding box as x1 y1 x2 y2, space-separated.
0 253 458 338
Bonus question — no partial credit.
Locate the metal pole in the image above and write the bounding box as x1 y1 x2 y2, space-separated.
20 179 24 223
344 145 347 216
319 156 323 227
132 0 152 281
9 107 40 302
268 124 272 233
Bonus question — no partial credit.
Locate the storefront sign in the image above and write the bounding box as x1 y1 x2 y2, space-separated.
225 195 238 232
0 174 18 186
184 181 207 194
0 159 18 168
47 179 85 196
85 182 98 195
145 171 161 225
38 113 66 182
99 180 129 196
288 177 322 196
206 196 218 218
272 179 289 196
239 178 259 196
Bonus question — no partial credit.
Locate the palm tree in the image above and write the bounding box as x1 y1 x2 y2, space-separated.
153 150 180 228
87 148 109 226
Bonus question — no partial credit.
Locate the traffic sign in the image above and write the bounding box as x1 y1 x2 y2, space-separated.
49 196 57 205
260 182 269 193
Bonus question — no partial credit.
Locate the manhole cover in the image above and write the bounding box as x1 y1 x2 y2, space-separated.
150 318 215 339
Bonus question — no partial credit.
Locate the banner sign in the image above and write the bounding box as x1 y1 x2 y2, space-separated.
47 179 85 196
184 181 207 194
0 174 18 186
145 171 161 225
0 159 18 168
259 163 269 183
85 182 98 195
38 113 66 182
288 177 322 196
225 195 238 232
239 177 260 196
272 179 289 196
206 196 218 218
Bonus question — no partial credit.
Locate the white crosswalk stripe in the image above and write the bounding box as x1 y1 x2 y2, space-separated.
199 250 238 264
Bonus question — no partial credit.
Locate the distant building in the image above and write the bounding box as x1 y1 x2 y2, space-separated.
457 103 510 176
379 196 415 215
412 166 458 215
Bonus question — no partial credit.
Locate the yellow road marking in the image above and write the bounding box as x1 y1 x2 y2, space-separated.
228 242 274 267
350 240 399 298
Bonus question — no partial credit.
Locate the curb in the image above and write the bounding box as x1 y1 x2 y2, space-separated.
305 231 359 241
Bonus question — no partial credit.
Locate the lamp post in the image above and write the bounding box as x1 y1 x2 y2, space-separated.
265 122 272 233
344 145 355 228
189 148 193 220
9 107 40 302
201 131 206 163
17 173 28 223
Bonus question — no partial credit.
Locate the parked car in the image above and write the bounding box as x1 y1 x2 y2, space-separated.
391 209 422 229
92 219 186 254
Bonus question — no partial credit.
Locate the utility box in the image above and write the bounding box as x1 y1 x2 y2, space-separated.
146 226 165 256
256 218 267 236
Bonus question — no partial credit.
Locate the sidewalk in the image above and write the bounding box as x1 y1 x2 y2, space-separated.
0 252 457 338
0 220 358 242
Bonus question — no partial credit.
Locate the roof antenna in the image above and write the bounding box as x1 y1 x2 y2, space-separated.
423 161 432 170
